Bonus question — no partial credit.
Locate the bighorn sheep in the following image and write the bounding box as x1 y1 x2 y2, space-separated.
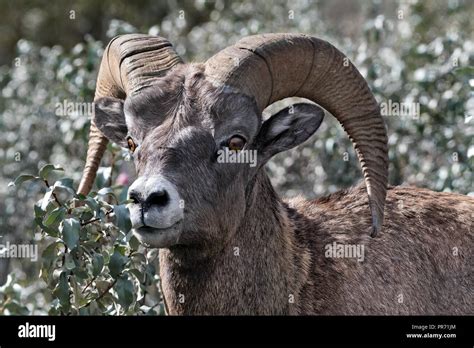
78 34 473 315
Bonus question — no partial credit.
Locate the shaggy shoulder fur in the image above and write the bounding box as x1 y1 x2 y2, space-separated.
286 183 473 314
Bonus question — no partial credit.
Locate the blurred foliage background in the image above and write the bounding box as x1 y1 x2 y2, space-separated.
0 0 472 314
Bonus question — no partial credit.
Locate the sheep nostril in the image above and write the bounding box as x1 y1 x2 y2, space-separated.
147 190 169 207
128 191 141 205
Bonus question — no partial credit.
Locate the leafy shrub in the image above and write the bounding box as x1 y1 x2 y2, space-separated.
6 159 165 315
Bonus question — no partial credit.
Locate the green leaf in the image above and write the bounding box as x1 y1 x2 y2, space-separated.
116 245 128 256
39 164 64 179
53 271 70 307
35 217 59 237
53 179 76 196
114 275 135 310
8 174 38 187
131 252 146 266
78 306 90 315
42 242 61 267
108 250 126 279
97 187 114 196
95 280 110 294
73 268 89 280
56 177 74 189
129 235 140 251
119 186 130 204
61 218 80 249
72 205 91 215
146 248 159 261
95 167 112 188
113 204 131 233
80 210 94 222
3 301 29 315
144 264 156 286
128 268 144 283
84 196 98 208
43 207 66 226
64 253 76 270
92 253 104 277
34 199 46 218
35 200 61 236
453 66 474 76
87 300 100 315
81 197 100 218
69 276 87 307
40 188 54 210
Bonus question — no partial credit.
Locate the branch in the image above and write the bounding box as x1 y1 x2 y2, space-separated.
95 278 117 302
81 209 113 226
81 276 97 294
44 179 63 207
82 278 118 308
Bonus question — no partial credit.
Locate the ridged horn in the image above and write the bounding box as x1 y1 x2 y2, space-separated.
204 33 388 237
77 34 183 196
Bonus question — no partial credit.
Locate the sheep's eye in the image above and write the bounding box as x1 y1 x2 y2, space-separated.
227 135 246 152
127 137 137 153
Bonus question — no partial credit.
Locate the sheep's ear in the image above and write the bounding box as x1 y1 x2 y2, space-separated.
256 103 324 164
93 97 128 146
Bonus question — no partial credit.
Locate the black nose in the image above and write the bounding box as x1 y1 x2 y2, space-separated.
129 189 169 208
146 190 169 207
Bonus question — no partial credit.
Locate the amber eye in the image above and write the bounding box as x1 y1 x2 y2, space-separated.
127 137 137 153
227 135 246 152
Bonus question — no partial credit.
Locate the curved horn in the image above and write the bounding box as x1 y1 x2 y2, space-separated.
77 34 183 196
205 33 388 237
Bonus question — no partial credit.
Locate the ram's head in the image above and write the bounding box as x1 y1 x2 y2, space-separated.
79 34 388 251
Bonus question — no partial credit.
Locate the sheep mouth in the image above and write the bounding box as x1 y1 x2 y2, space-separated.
133 220 183 248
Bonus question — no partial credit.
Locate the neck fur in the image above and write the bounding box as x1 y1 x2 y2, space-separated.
159 171 311 314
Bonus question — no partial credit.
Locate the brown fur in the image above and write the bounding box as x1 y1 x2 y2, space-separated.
160 176 473 315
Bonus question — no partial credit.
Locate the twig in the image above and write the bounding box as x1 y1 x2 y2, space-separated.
95 278 117 302
44 179 63 207
81 276 97 294
82 278 118 308
81 209 113 226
